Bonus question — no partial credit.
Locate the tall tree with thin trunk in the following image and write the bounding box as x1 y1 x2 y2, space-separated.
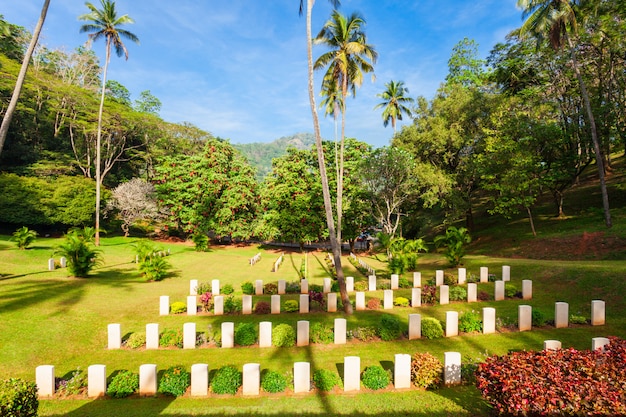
79 0 139 245
0 0 50 159
299 0 353 314
375 80 414 134
517 0 611 228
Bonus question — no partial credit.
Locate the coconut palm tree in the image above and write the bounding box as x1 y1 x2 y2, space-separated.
299 0 353 313
320 77 342 182
375 80 414 134
517 0 611 228
79 0 139 245
314 10 377 246
0 0 50 159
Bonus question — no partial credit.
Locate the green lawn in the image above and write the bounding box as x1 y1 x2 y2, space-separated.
1 234 625 416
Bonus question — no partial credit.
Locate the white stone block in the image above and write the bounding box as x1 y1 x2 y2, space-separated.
544 340 561 351
327 293 337 312
48 258 55 271
159 295 169 316
190 364 208 396
213 295 224 316
139 364 157 396
592 337 610 351
346 276 354 292
36 365 55 397
518 305 532 332
502 265 510 281
212 279 220 295
278 280 286 294
480 267 488 283
344 356 360 392
146 323 159 349
242 295 252 315
187 295 197 316
299 294 309 313
297 320 309 347
323 278 331 293
413 272 421 287
555 302 569 329
300 278 308 294
495 281 505 301
222 322 234 348
190 279 198 296
522 279 532 300
293 362 310 393
88 364 106 398
436 270 444 286
355 292 365 311
107 323 121 349
457 268 466 284
409 314 421 340
259 321 272 348
334 318 346 345
255 280 263 296
243 363 260 396
483 307 496 334
444 352 462 385
271 294 281 314
383 289 393 309
445 311 458 337
368 275 377 291
394 354 411 389
390 274 399 290
591 300 605 326
467 283 477 302
59 257 67 268
183 322 196 349
411 287 421 307
439 285 449 305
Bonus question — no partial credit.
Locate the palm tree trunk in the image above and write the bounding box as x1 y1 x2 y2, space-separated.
95 40 112 246
306 0 351 314
337 79 347 244
0 0 50 158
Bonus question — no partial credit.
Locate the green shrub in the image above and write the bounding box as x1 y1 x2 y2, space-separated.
55 228 102 277
160 328 183 348
261 370 287 393
313 369 341 391
398 276 411 288
444 273 456 286
285 281 301 293
433 226 471 267
125 332 145 349
241 281 254 295
532 309 547 327
195 281 211 294
223 295 241 314
310 322 334 344
211 366 242 395
348 326 378 342
221 284 234 295
56 368 86 396
449 285 467 301
272 324 295 347
191 232 209 252
0 378 38 417
170 301 186 314
138 254 170 281
570 314 587 324
10 226 38 250
361 366 390 390
411 352 443 389
158 366 190 397
505 284 518 298
459 311 482 333
107 370 138 398
421 317 444 339
393 296 409 307
234 322 257 346
254 301 270 315
378 314 402 341
354 281 369 292
283 299 299 312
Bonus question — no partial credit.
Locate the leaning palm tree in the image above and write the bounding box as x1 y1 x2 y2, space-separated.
375 80 414 134
314 10 377 246
299 0 353 314
517 0 611 228
0 0 50 159
79 0 139 245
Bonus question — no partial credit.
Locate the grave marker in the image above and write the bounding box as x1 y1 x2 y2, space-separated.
255 280 263 296
458 268 466 284
390 274 399 290
355 292 365 311
467 283 477 302
480 267 488 283
411 287 421 307
271 294 281 314
334 318 346 344
242 295 252 315
87 364 106 398
522 279 532 300
36 365 55 397
409 314 421 340
483 307 496 334
544 340 561 351
555 302 569 328
445 311 458 337
413 272 421 287
299 294 309 314
297 321 309 347
139 364 157 396
502 265 510 281
259 322 272 348
146 323 159 349
327 293 337 312
495 281 505 301
346 276 354 292
394 354 411 389
293 362 310 393
436 270 444 286
107 323 121 349
190 280 198 296
243 363 260 396
368 275 376 291
592 337 610 351
344 356 360 392
222 322 234 348
190 364 208 396
159 296 169 316
384 289 393 309
212 279 220 295
183 323 196 349
591 300 605 326
444 352 462 385
187 296 197 316
440 285 449 305
518 305 532 332
213 296 224 316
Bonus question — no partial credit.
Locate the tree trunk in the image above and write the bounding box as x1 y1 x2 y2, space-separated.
553 190 564 218
306 0 351 314
0 0 50 158
526 206 537 237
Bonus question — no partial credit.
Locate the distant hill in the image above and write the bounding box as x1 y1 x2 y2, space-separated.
234 133 316 182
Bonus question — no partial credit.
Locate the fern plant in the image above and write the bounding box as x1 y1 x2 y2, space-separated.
434 226 471 267
55 228 102 277
11 226 38 250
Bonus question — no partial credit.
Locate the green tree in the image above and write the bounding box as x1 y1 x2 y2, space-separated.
445 37 486 87
79 0 139 245
105 79 131 106
374 80 414 134
134 90 161 115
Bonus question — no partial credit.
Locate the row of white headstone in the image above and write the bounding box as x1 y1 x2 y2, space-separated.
271 253 284 272
47 257 67 271
111 300 606 350
350 253 375 275
249 252 261 265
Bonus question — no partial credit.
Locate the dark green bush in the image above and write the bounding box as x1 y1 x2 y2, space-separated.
191 232 209 252
361 366 390 390
310 322 334 344
285 281 301 293
170 301 186 314
223 295 241 314
378 314 402 341
160 328 183 348
272 324 295 347
0 378 38 417
532 309 547 327
313 369 341 391
158 366 190 397
107 370 139 398
449 285 467 301
283 299 299 312
221 284 234 295
421 317 444 339
241 281 254 295
261 370 287 393
234 322 257 346
411 352 443 389
459 311 483 333
211 366 242 395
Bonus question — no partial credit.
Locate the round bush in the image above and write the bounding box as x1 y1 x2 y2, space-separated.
367 298 381 310
234 322 257 346
221 283 234 295
505 284 518 298
398 276 411 288
313 369 341 391
394 296 409 307
261 370 287 393
170 301 186 314
459 311 482 333
361 366 390 390
421 317 444 339
378 314 402 341
211 366 242 395
310 322 334 344
283 299 299 312
411 352 443 389
158 366 190 397
107 370 139 398
264 283 278 294
449 285 467 301
125 332 145 349
241 281 254 295
272 324 296 347
532 310 547 327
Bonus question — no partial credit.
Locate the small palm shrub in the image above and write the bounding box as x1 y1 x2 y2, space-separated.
223 295 241 314
421 317 444 339
272 324 295 347
234 323 257 346
158 366 190 397
310 322 334 344
411 352 443 389
125 332 145 349
107 370 138 398
433 226 471 267
313 369 341 391
55 228 102 277
361 366 390 390
378 314 402 341
133 240 170 281
261 370 287 393
283 299 299 312
191 232 209 252
0 378 38 417
11 226 37 250
459 311 483 333
211 366 242 395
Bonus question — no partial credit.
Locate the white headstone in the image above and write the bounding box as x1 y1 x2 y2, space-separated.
458 268 466 284
299 294 309 313
270 294 281 314
409 314 421 340
495 281 505 301
107 323 121 349
502 265 510 282
344 356 361 392
323 278 331 293
222 322 234 348
544 340 561 351
436 270 444 286
293 362 310 393
59 257 67 268
413 272 421 288
355 292 365 311
555 302 569 329
411 287 421 307
183 322 196 349
368 275 377 291
467 283 477 302
242 295 252 315
334 318 347 344
278 280 286 294
139 364 157 396
255 280 263 296
522 279 532 300
190 279 198 296
383 289 393 309
190 363 208 396
259 322 272 348
518 305 532 332
445 311 458 337
394 354 411 389
346 276 354 292
47 258 55 271
146 323 159 349
36 365 55 397
212 279 220 295
297 320 309 347
87 364 107 398
159 295 169 316
213 295 224 316
327 293 337 312
187 295 197 316
439 285 449 305
480 267 488 283
592 337 610 351
483 307 496 334
390 274 399 290
591 300 605 326
300 278 308 294
243 363 260 396
444 352 462 385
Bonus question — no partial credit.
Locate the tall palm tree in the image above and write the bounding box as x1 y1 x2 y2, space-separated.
320 77 342 181
375 80 414 134
314 10 377 246
517 0 611 228
79 0 139 245
299 0 353 314
0 0 50 159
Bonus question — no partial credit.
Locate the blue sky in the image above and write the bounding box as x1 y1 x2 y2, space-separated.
3 1 523 148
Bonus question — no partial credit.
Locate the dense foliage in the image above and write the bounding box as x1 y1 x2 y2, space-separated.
0 378 38 417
